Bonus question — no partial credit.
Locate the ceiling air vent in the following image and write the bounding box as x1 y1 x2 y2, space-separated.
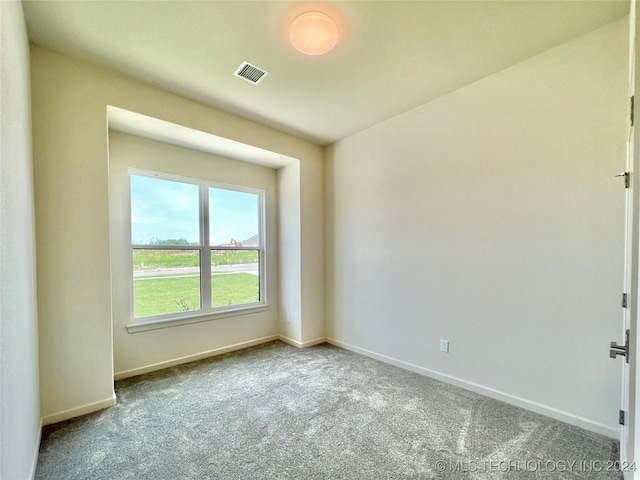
234 61 268 85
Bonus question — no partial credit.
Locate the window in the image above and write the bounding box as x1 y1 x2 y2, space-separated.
129 170 264 324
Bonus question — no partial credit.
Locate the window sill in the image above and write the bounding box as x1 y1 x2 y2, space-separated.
127 304 269 333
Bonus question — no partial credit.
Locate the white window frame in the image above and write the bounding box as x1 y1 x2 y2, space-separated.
127 168 267 333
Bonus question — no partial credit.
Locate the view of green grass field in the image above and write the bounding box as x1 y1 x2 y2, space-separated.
133 273 259 318
132 249 260 318
133 249 258 270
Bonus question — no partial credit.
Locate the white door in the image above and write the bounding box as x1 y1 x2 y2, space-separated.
620 2 638 477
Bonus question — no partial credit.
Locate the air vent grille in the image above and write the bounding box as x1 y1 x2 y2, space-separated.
234 61 268 84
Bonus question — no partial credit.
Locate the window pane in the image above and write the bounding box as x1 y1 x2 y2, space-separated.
211 250 259 307
131 175 200 246
209 188 259 248
133 249 201 318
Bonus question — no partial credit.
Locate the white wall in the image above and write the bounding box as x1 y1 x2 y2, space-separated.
30 46 324 423
109 132 278 376
300 145 325 344
277 161 302 342
326 18 628 436
0 1 41 477
277 153 325 346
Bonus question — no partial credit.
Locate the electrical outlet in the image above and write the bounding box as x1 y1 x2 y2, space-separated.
440 339 449 353
286 314 291 323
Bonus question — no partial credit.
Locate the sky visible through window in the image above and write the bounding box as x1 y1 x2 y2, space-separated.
130 174 259 246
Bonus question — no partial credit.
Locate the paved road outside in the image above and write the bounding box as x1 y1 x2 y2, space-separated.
134 263 259 279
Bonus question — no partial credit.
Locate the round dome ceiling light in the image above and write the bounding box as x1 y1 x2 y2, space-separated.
290 11 338 56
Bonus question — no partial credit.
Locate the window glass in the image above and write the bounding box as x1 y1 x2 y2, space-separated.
211 250 260 307
133 249 201 318
209 188 259 248
131 175 200 246
129 172 264 324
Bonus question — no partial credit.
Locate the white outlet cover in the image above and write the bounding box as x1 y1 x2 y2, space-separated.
440 340 449 353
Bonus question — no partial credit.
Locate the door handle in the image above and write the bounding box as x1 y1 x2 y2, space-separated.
610 329 630 363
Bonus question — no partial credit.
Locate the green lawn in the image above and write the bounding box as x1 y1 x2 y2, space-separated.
133 249 258 270
134 273 259 318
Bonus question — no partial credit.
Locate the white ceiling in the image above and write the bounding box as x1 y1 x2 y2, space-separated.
22 1 629 146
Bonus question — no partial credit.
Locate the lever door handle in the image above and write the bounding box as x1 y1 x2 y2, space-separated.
615 172 630 188
610 329 630 363
610 342 627 359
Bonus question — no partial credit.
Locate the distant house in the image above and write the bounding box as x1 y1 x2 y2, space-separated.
241 235 259 247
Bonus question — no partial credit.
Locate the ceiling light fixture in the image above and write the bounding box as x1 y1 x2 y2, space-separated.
290 11 338 56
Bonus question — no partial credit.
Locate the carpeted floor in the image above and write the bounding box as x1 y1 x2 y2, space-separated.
36 341 622 479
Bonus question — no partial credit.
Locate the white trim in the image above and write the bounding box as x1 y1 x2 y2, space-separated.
41 394 117 426
277 335 326 348
114 334 279 380
128 168 267 325
127 304 270 333
326 337 618 439
30 418 43 479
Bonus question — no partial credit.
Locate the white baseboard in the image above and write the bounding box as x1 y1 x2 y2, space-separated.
42 394 117 426
278 335 326 348
30 418 43 479
87 334 618 439
326 337 618 439
114 334 279 380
